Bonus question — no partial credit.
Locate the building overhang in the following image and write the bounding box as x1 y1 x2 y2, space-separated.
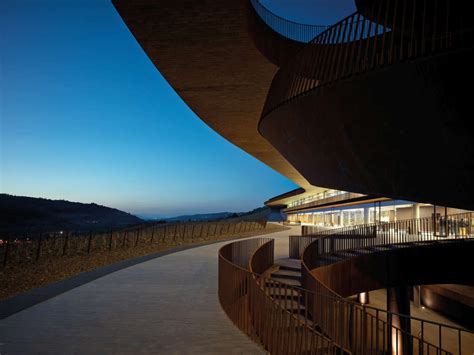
264 186 330 207
112 0 323 195
285 196 392 213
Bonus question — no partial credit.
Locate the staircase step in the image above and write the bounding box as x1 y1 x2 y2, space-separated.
293 313 315 328
264 286 301 299
275 258 301 272
271 277 302 287
274 299 306 314
278 265 302 272
271 269 301 280
266 314 316 331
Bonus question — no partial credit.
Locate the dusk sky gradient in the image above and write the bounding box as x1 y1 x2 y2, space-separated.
1 0 354 218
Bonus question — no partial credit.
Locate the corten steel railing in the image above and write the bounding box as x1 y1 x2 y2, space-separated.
0 220 267 267
299 215 474 354
218 238 338 354
250 0 329 43
289 234 321 259
288 225 376 259
218 237 471 354
262 0 474 117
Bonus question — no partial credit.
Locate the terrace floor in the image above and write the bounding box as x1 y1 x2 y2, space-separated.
0 224 298 354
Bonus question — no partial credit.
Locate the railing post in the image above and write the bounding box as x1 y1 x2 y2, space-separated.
87 230 92 254
109 230 113 251
36 234 42 262
387 312 393 355
161 225 167 243
63 232 69 256
135 229 140 246
3 236 10 267
173 224 178 242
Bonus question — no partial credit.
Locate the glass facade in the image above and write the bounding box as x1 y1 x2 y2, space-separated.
287 201 422 228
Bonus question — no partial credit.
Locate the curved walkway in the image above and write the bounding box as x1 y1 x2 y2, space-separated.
0 224 298 354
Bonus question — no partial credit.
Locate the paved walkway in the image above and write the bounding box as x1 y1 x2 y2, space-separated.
0 224 299 354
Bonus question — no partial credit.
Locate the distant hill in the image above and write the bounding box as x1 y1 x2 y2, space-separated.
163 206 271 222
164 212 234 222
0 194 143 235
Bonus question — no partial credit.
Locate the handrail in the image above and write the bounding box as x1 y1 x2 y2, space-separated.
249 238 274 275
218 236 471 354
289 234 322 259
218 238 337 354
250 0 329 43
261 0 474 117
300 214 474 354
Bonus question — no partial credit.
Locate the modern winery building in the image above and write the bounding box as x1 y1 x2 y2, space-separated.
113 0 474 353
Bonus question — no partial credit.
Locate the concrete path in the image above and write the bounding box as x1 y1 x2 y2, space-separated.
0 224 299 354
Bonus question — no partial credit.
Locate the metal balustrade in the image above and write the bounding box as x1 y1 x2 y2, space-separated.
219 235 472 354
299 213 474 354
250 0 329 43
218 238 338 354
289 234 321 259
262 0 474 117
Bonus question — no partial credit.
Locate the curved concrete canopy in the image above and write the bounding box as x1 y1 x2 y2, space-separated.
112 0 328 204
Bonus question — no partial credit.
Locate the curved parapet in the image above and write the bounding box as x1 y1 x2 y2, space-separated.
259 0 474 209
247 0 328 66
355 0 473 37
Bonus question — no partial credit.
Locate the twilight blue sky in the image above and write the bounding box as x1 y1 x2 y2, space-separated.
1 0 354 218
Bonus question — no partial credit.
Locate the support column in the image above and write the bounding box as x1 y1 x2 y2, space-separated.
387 286 412 355
364 207 370 224
413 286 421 308
412 204 420 219
412 204 421 235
